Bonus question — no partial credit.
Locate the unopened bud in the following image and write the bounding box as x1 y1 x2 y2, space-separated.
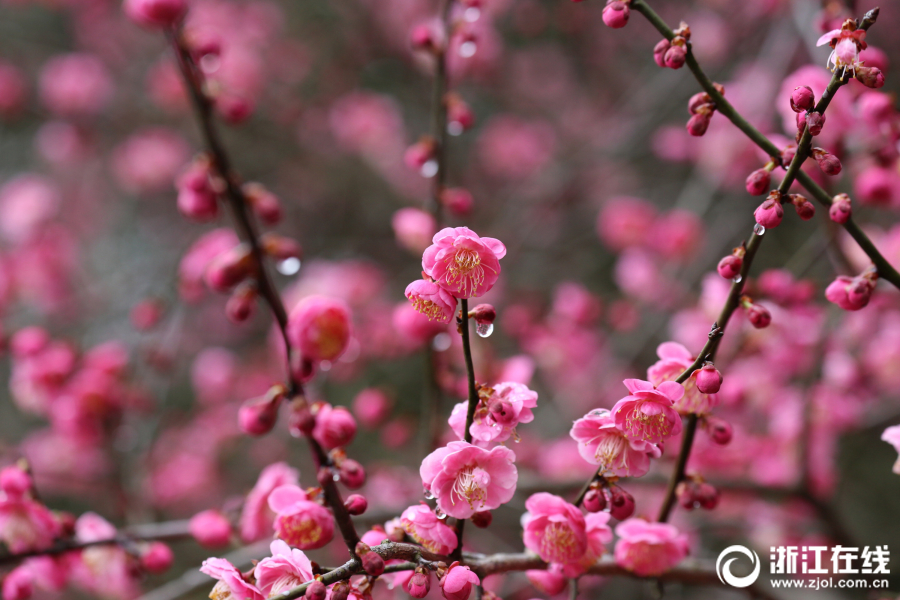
806 111 825 136
811 147 842 176
244 182 283 225
664 43 686 69
790 194 815 220
583 487 606 513
471 510 492 528
226 282 257 323
344 494 368 515
829 193 852 224
339 459 366 490
695 363 722 394
705 416 733 445
608 486 635 520
653 39 670 68
204 244 254 292
745 167 771 196
305 581 326 600
717 254 743 280
746 302 771 329
601 0 630 28
790 85 815 112
330 581 351 600
855 66 885 89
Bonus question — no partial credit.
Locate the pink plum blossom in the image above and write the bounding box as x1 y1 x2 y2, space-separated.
440 562 480 600
611 379 684 444
449 382 538 445
419 441 517 519
0 495 59 554
569 409 660 477
200 557 264 600
613 518 689 576
286 295 353 363
268 484 334 549
405 279 457 324
647 342 718 415
240 462 300 543
254 540 314 597
400 504 459 554
521 493 587 564
393 208 437 254
422 227 506 299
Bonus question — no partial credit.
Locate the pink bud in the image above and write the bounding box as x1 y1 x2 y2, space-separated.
141 541 175 574
361 551 385 576
790 85 815 112
471 510 492 528
244 183 283 225
696 483 719 510
746 303 771 329
781 145 797 167
754 194 784 229
10 327 49 358
238 390 284 436
441 187 474 215
344 494 368 515
687 92 712 115
653 39 670 68
131 299 164 331
1 567 33 600
188 509 232 548
440 563 480 600
608 486 635 520
286 296 353 364
488 398 517 426
856 66 885 89
744 168 771 196
790 194 815 221
602 1 630 28
583 487 606 513
686 111 712 136
313 405 357 449
806 111 825 136
829 193 852 224
215 94 254 124
0 467 31 498
404 138 436 172
177 187 219 222
330 582 351 600
676 481 696 510
204 244 253 292
123 0 187 28
410 23 442 53
446 94 474 133
469 304 496 325
305 581 326 600
694 363 722 394
289 404 317 437
260 233 303 261
664 44 686 69
705 416 732 445
717 254 743 279
811 148 841 176
406 570 431 598
226 283 257 323
338 459 366 489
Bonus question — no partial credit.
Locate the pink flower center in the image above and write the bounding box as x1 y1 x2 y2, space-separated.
276 513 323 547
540 522 581 563
595 433 627 468
624 404 671 439
445 249 486 297
411 296 447 321
451 466 489 509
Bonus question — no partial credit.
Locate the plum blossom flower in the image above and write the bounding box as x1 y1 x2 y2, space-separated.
613 518 689 576
817 20 867 75
422 227 506 299
405 279 457 324
287 295 353 364
200 557 264 600
569 409 660 477
267 485 334 550
400 504 458 555
560 511 614 578
240 462 300 543
419 441 517 519
882 425 900 474
254 540 314 597
449 382 538 445
0 483 60 554
440 562 480 600
647 342 718 415
611 379 684 444
521 493 587 564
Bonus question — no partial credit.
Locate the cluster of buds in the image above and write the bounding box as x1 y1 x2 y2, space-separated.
176 155 220 221
653 22 690 70
789 85 825 140
583 480 635 521
825 266 878 311
601 0 630 29
829 192 852 224
675 475 719 510
685 83 723 137
754 190 784 229
740 296 772 329
702 415 733 445
745 162 774 196
717 244 745 280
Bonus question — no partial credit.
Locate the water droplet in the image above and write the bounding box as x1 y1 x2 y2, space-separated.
333 474 340 482
753 223 766 236
424 491 435 500
420 160 438 178
277 257 301 275
435 508 447 519
459 41 477 58
200 54 220 74
732 274 743 283
447 121 464 136
432 332 452 351
464 7 480 22
476 322 494 338
320 360 332 372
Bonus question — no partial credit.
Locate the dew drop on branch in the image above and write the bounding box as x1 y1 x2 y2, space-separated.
732 274 742 283
476 322 494 338
459 41 477 58
421 160 439 178
464 7 480 22
277 257 301 275
753 223 765 235
432 333 452 351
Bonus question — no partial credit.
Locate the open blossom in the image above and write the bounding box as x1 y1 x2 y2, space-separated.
0 477 60 554
254 540 314 597
405 279 457 324
419 441 517 519
440 562 480 600
449 382 538 445
268 485 334 550
817 21 867 73
200 557 264 600
613 518 689 577
561 511 614 578
569 409 660 478
240 462 300 543
611 379 684 444
522 493 587 564
881 425 900 475
400 504 458 555
422 227 506 299
647 342 718 415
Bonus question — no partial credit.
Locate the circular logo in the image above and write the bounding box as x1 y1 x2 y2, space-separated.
716 545 761 588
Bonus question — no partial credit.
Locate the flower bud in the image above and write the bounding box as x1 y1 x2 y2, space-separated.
244 183 283 225
790 85 815 112
687 92 712 115
602 1 630 28
471 510 492 528
339 459 366 489
695 363 722 394
664 44 686 69
790 194 815 220
705 416 732 445
188 509 232 548
406 569 431 598
226 282 257 323
446 94 474 133
653 39 670 68
330 582 351 600
583 487 606 513
1 567 33 600
829 193 851 224
344 494 368 515
744 167 771 196
746 303 771 329
362 551 385 577
811 148 841 176
717 254 743 279
781 145 797 167
676 481 695 510
305 581 326 600
177 187 219 222
141 541 175 574
404 137 437 172
468 304 496 325
696 482 719 510
204 244 253 292
124 0 187 28
410 23 442 53
487 397 517 426
289 403 316 437
855 66 885 89
441 187 474 216
238 386 285 436
806 111 825 136
686 110 712 136
215 94 254 124
754 192 784 229
0 466 31 498
608 486 635 520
